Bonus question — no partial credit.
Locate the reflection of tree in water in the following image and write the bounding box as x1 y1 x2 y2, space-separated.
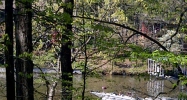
147 79 164 97
73 75 82 82
0 78 6 100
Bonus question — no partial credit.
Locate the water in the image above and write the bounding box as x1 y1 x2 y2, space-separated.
0 74 186 99
74 75 185 99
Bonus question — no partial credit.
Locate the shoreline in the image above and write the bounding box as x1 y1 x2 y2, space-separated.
0 66 176 77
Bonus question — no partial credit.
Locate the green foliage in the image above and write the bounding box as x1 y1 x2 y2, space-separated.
18 72 33 78
172 83 177 89
128 44 144 52
19 52 32 60
0 36 4 52
178 93 187 100
128 44 151 62
151 50 187 66
20 0 34 3
33 50 56 68
91 24 114 32
180 76 187 86
72 61 84 69
3 34 11 49
34 78 45 84
26 0 187 99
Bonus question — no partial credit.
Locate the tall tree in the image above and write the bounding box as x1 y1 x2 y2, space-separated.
5 0 15 100
60 0 74 99
15 0 33 100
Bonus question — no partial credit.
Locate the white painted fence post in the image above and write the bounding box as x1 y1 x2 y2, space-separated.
148 59 150 74
147 58 164 77
153 60 156 75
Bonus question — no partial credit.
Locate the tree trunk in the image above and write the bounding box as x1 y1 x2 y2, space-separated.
5 0 15 100
47 81 57 100
60 0 74 99
15 0 34 100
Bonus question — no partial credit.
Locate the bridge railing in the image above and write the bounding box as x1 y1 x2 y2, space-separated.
147 58 164 77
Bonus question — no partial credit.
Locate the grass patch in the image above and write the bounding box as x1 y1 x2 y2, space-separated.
126 65 147 74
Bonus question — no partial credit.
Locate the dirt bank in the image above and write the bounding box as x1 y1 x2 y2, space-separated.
91 59 148 76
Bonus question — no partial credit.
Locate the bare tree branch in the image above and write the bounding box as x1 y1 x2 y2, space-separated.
169 8 187 40
73 16 168 51
125 33 137 44
167 8 187 48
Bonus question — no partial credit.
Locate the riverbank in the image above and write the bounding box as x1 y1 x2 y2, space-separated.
0 59 173 76
90 59 148 76
97 65 175 77
90 59 174 76
97 65 148 76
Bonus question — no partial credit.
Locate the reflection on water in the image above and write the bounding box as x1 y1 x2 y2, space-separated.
74 75 185 99
147 79 164 97
0 74 186 99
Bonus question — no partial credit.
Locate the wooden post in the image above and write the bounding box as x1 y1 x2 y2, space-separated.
153 60 155 75
148 59 150 74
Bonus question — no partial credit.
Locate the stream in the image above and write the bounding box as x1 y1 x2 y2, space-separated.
0 74 186 99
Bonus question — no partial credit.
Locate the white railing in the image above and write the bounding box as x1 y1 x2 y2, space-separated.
180 65 187 76
147 58 164 77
